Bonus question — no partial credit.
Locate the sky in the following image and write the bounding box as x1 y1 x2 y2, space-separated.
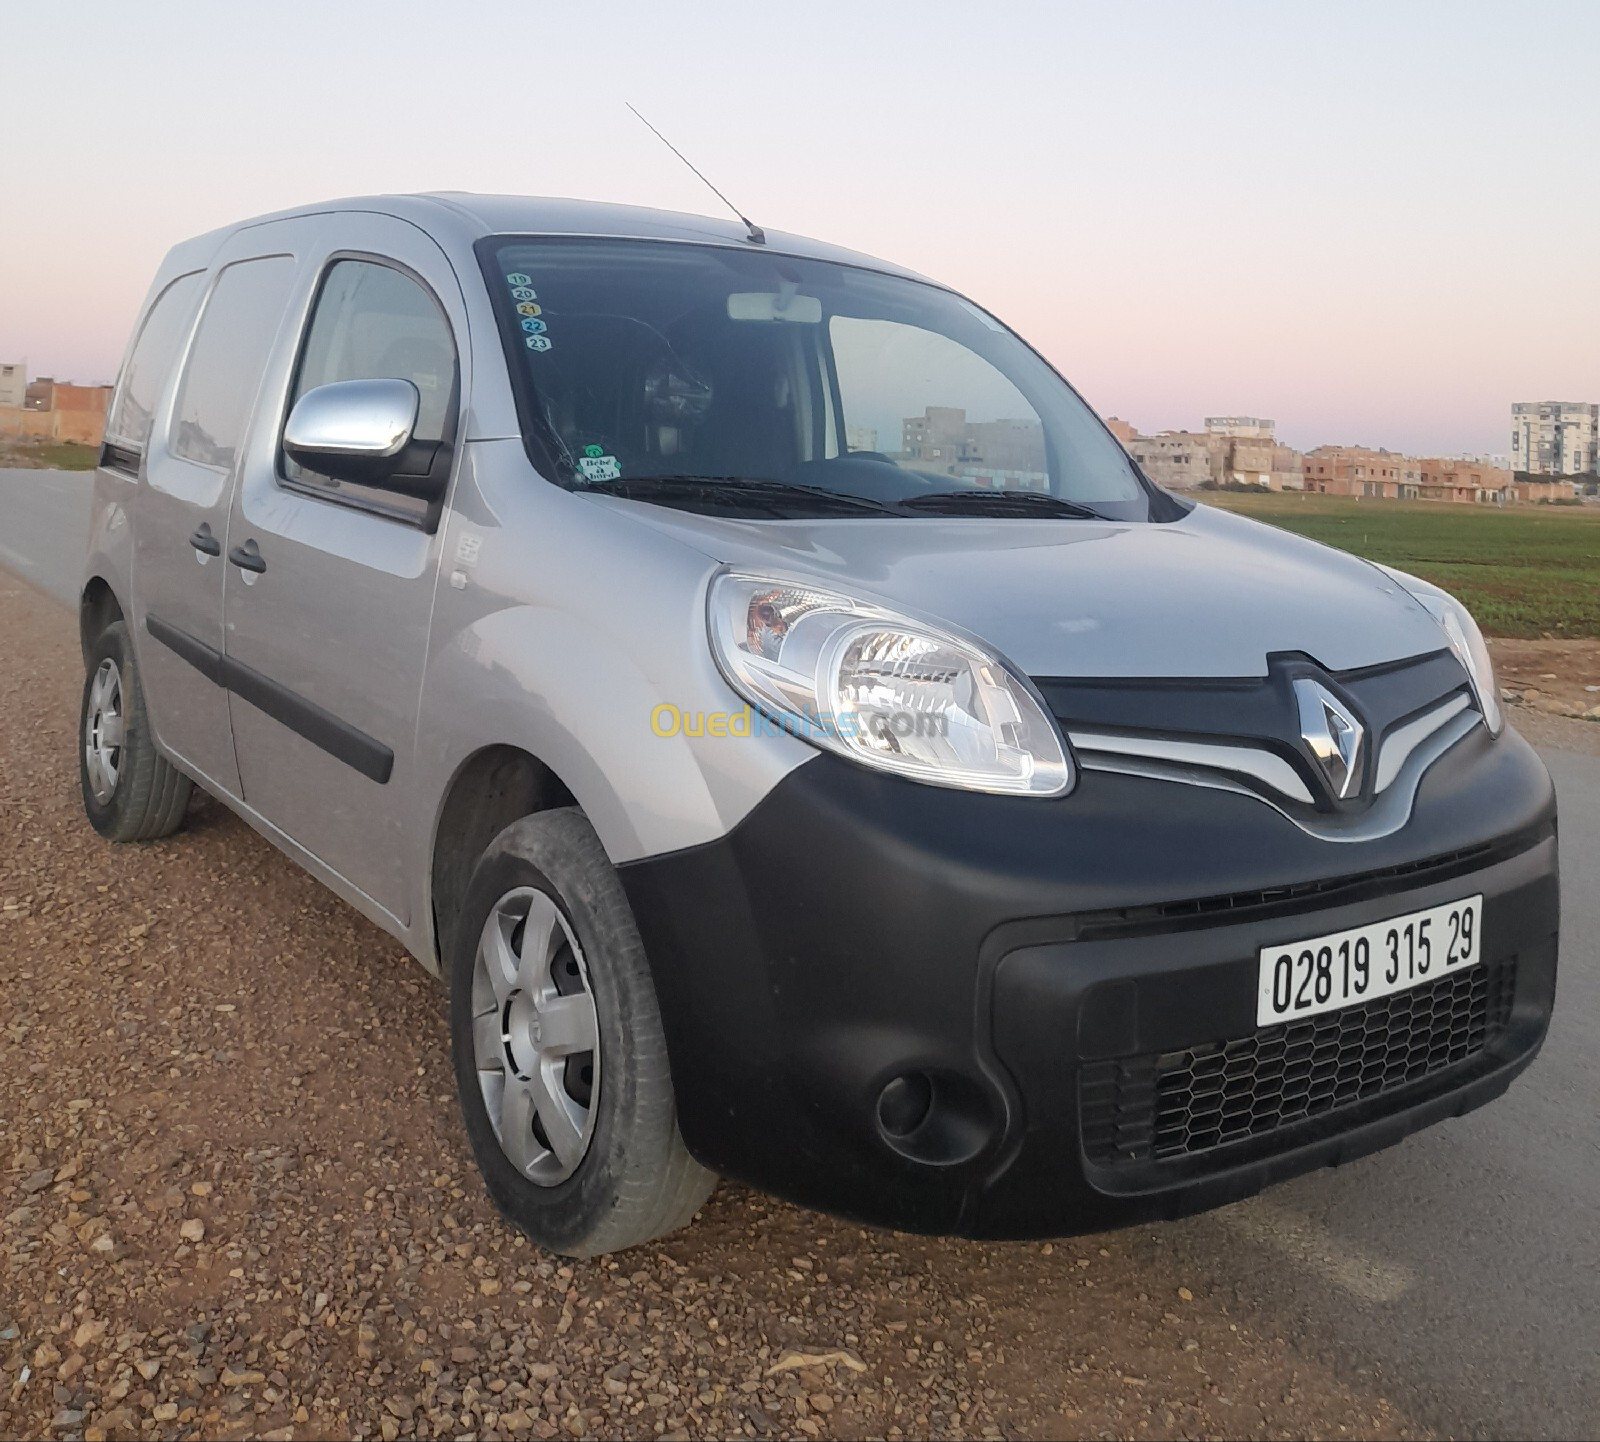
1 0 1596 458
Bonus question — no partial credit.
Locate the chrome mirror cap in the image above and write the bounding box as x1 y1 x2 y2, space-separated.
283 378 419 465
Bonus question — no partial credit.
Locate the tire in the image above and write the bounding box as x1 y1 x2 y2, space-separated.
449 808 715 1257
79 620 192 842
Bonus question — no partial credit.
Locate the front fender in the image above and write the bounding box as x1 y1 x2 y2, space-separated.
418 602 736 864
415 594 819 885
416 444 817 876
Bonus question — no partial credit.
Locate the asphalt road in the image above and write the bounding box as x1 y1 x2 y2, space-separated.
2 466 1596 1439
0 466 89 609
1146 742 1600 1437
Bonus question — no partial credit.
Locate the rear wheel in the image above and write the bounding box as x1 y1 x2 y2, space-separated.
449 809 714 1256
79 620 191 841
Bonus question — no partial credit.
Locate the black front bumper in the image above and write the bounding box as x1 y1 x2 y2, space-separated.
619 723 1559 1238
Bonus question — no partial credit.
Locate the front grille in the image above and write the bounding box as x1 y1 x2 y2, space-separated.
1068 835 1551 942
1081 960 1517 1165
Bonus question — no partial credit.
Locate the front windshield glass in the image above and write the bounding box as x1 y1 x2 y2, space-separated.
482 237 1153 520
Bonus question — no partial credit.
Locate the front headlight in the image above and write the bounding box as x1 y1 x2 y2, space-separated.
1380 567 1502 736
707 572 1072 796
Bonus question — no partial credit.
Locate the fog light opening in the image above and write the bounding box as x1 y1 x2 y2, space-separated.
875 1069 995 1167
877 1072 934 1138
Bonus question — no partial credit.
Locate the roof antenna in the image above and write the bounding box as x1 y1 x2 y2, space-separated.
626 103 765 245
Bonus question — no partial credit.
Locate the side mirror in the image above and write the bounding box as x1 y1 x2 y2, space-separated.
282 378 421 487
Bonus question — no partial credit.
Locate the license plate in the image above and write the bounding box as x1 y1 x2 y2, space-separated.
1256 895 1483 1026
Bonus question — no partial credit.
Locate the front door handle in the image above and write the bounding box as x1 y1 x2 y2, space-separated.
189 522 221 556
227 538 266 574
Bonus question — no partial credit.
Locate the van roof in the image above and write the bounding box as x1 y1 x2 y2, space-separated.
217 192 932 285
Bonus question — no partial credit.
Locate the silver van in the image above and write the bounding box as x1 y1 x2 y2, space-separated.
79 194 1559 1256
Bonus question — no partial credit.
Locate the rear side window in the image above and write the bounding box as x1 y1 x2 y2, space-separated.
170 256 297 471
281 258 458 519
104 272 203 460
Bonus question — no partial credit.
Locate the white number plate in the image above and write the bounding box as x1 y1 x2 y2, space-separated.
1256 895 1483 1026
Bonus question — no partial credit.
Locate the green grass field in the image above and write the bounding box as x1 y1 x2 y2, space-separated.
34 441 99 470
0 439 99 470
1201 491 1600 639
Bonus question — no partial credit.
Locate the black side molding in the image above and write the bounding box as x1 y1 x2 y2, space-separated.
144 614 394 784
146 613 226 686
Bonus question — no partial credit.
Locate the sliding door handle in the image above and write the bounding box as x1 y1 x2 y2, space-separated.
189 522 221 557
227 539 266 574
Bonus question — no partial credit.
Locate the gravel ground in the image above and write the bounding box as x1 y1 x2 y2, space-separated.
1486 636 1600 726
1500 702 1600 757
0 567 1428 1442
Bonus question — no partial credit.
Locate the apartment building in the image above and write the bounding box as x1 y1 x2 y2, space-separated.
0 362 24 410
1205 416 1275 439
1511 402 1598 476
902 405 968 466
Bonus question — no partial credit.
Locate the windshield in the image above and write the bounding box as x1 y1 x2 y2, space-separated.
481 237 1157 520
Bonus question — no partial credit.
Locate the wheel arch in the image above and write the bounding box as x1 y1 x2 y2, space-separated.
428 744 579 973
79 576 125 664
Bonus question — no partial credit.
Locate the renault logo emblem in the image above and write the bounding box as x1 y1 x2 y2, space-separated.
1293 678 1364 800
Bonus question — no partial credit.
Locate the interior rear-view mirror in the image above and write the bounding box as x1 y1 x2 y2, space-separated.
727 291 822 324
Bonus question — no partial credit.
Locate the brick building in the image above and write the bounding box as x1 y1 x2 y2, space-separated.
0 375 113 447
1125 417 1303 491
1301 446 1418 498
1417 457 1511 503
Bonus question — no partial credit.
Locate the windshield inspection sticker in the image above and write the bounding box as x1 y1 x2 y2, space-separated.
576 444 621 483
506 274 552 350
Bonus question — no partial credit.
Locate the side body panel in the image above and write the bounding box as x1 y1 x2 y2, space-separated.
221 212 471 923
130 226 313 796
408 438 817 963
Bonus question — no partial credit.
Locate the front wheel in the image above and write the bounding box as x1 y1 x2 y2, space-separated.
449 809 714 1256
79 620 192 841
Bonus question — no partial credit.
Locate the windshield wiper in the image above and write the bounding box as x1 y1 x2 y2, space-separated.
898 489 1106 519
578 474 897 516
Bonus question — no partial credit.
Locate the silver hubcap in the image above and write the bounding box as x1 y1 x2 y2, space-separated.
473 886 601 1186
84 659 126 804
